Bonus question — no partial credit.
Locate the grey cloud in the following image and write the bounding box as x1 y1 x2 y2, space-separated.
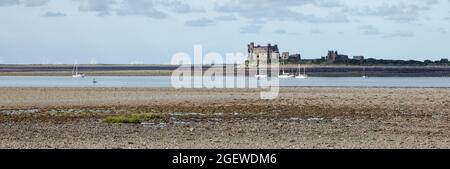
350 3 430 23
215 15 237 21
423 0 438 5
273 29 286 34
117 0 167 19
299 12 349 23
184 18 215 27
170 2 204 14
315 0 342 8
358 25 381 35
0 0 19 6
43 11 66 17
0 0 49 7
74 0 204 18
77 0 116 16
25 0 50 7
156 0 204 14
215 0 348 24
438 27 447 34
383 31 415 38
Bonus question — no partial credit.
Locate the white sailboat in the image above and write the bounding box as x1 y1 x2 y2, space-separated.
362 66 367 78
72 62 85 78
255 74 267 78
278 63 293 78
295 64 308 79
278 72 293 78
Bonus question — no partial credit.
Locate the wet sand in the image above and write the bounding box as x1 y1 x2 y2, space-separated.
0 88 448 149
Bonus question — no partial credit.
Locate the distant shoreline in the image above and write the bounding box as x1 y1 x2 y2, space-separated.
1 64 450 77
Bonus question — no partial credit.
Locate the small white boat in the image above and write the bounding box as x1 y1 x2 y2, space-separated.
278 74 293 78
72 62 85 78
278 72 293 78
72 74 85 78
362 66 367 78
295 64 308 79
278 63 293 78
255 75 267 78
295 74 308 79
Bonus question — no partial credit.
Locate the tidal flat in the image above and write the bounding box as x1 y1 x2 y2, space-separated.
0 88 448 149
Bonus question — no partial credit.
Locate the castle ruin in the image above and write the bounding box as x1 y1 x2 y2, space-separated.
247 42 280 66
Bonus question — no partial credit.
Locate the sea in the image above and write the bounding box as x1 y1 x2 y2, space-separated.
1 76 450 88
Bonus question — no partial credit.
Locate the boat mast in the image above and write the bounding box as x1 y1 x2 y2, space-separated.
75 64 79 75
303 65 306 75
72 63 75 75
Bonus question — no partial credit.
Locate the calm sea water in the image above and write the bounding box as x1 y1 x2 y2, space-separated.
0 76 450 88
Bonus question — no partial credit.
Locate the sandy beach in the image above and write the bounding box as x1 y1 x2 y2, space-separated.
0 87 448 149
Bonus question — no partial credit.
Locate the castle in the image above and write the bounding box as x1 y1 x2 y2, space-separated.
247 42 300 65
325 50 348 63
247 42 280 65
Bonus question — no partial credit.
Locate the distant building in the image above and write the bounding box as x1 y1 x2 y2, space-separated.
282 52 290 61
353 56 364 61
289 54 301 61
282 52 302 62
247 42 280 65
325 50 348 63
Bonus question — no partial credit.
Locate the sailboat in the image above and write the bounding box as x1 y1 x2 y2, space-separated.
295 64 308 79
362 66 368 78
72 62 85 78
278 63 293 78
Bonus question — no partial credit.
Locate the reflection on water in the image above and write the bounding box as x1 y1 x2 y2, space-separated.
0 76 450 88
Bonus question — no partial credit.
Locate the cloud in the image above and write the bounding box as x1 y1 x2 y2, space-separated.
215 0 348 24
0 0 49 7
215 15 237 21
350 3 430 23
77 0 116 16
169 2 204 14
240 24 262 34
25 0 50 7
383 31 415 38
300 12 349 23
184 18 215 27
117 0 167 19
423 0 438 5
43 11 66 17
315 0 342 8
75 0 207 18
358 25 381 35
272 29 286 34
0 0 18 6
438 27 447 34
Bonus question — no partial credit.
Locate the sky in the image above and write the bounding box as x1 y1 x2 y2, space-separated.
0 0 450 64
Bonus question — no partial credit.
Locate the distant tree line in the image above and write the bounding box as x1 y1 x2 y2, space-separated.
284 58 450 66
